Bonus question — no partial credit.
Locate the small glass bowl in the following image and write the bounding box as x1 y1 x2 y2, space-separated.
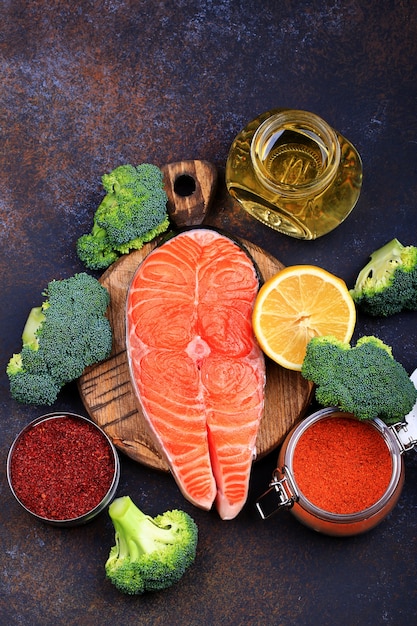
7 412 120 527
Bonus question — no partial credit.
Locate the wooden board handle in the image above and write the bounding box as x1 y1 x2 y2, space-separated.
161 160 218 227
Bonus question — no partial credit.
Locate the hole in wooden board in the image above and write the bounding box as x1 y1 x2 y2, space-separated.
174 174 196 197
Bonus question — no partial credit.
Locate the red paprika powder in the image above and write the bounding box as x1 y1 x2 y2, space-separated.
9 414 116 521
292 416 392 514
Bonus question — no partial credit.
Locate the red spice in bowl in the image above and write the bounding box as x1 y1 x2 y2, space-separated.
7 413 120 525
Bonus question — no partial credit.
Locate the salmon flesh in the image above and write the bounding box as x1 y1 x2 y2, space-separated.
126 228 266 519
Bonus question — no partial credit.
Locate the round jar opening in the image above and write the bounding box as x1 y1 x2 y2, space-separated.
286 409 401 523
7 413 120 525
250 110 340 198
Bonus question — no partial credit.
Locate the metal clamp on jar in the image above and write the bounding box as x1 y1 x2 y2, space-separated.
256 369 417 537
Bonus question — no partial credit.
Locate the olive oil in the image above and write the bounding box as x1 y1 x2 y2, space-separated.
226 109 363 240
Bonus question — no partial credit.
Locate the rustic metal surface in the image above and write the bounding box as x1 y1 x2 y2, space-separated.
1 1 417 625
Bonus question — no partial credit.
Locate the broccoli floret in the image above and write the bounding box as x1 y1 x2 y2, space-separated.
77 163 170 270
7 352 61 406
301 335 417 424
6 273 112 406
350 238 417 316
76 223 119 271
105 496 198 595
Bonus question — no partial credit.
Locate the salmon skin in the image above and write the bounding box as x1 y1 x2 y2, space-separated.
126 228 266 519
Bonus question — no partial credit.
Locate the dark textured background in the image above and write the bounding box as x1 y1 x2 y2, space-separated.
1 1 417 624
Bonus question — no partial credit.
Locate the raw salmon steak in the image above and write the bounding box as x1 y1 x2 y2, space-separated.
126 228 266 519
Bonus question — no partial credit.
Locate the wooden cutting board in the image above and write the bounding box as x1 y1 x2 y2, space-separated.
78 160 314 471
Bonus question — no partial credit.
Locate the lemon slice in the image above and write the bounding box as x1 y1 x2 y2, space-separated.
252 265 356 371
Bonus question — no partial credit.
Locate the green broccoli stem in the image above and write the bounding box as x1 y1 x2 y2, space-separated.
354 238 404 288
109 496 175 557
22 306 46 349
109 494 132 518
6 353 23 376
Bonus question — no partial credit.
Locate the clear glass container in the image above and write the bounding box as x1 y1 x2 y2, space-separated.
256 407 406 537
226 109 363 240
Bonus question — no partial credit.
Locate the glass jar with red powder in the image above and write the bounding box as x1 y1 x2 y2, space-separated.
256 400 417 536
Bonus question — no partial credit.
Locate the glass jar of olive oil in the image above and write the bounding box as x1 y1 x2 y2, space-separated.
225 109 363 240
